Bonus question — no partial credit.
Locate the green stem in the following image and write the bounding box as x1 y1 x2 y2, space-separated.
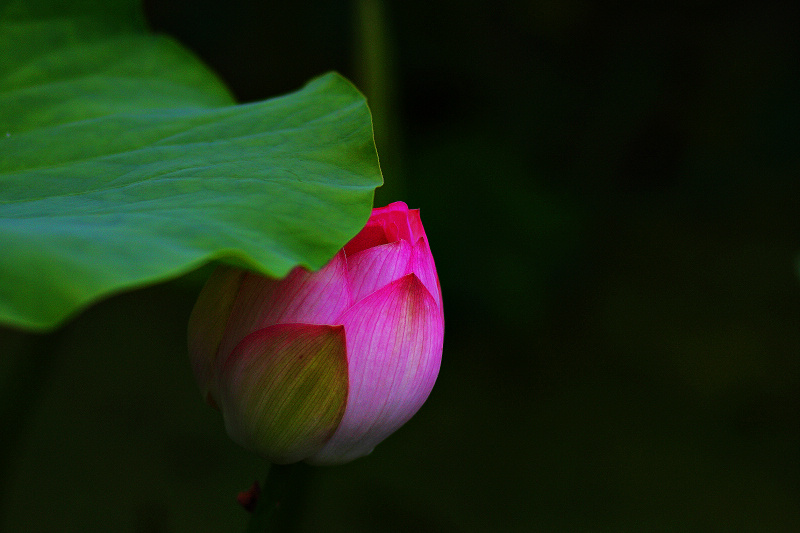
245 463 312 533
353 0 404 204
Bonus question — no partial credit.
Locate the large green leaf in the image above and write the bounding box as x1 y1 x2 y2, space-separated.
0 1 382 331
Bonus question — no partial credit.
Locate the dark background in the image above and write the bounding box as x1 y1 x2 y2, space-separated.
2 0 800 531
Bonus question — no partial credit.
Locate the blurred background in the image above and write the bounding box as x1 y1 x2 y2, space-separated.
2 0 799 530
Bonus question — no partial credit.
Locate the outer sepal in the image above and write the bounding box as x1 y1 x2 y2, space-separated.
218 323 349 464
187 265 246 405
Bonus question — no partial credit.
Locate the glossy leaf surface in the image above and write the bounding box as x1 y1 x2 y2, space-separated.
0 0 382 330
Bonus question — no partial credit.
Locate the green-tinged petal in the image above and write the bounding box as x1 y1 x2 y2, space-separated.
187 265 246 405
218 323 348 464
216 251 352 367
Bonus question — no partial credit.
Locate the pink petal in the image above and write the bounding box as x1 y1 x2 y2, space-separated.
307 273 444 465
372 201 410 217
344 202 421 255
346 239 413 304
218 323 349 464
407 208 426 243
217 251 351 365
410 237 443 309
344 222 389 256
187 265 247 406
377 210 413 243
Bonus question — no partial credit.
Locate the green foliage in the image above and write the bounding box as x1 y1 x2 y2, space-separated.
0 0 382 331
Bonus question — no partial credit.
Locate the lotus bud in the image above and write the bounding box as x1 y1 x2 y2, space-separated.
188 202 444 465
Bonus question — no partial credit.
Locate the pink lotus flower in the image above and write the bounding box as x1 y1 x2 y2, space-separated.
188 202 443 465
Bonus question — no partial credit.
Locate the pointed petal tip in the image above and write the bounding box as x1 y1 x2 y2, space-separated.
397 271 438 306
410 237 442 309
407 209 426 242
374 201 409 214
